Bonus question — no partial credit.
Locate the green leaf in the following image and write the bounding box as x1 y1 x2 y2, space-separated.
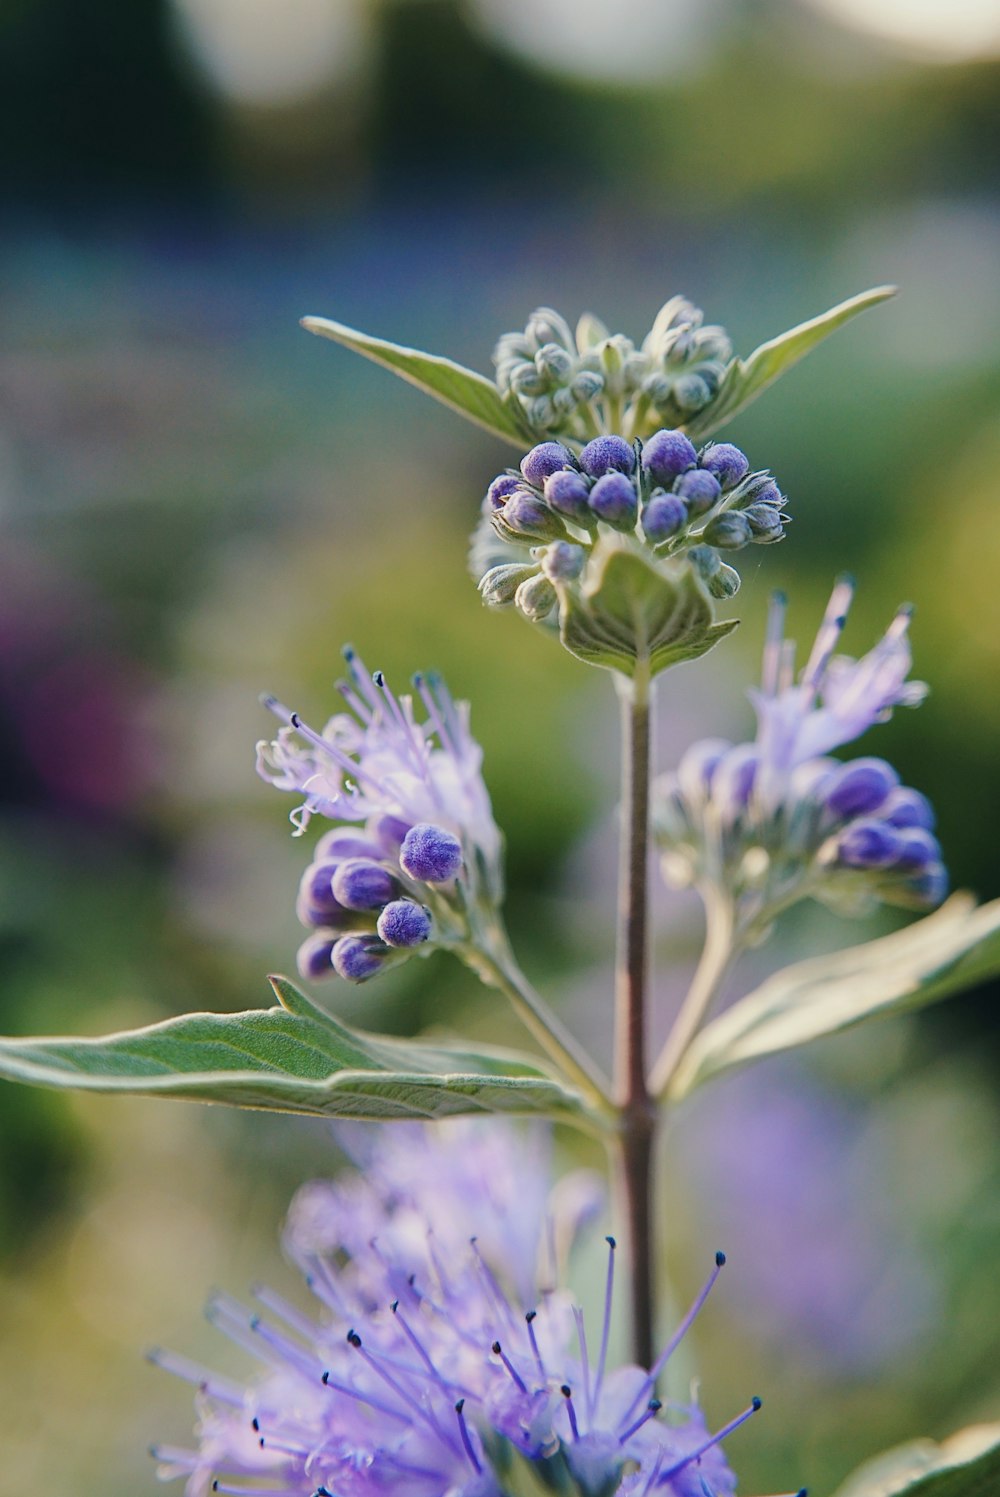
0 976 589 1124
667 894 1000 1100
830 1422 1000 1497
301 315 531 447
558 540 739 679
684 286 897 441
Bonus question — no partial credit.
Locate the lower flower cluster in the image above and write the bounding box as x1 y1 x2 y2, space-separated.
151 1126 794 1497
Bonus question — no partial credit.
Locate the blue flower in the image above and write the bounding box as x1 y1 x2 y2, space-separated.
151 1125 785 1497
256 653 503 983
653 580 945 925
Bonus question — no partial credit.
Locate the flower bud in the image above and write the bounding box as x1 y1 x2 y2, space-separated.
570 370 604 402
891 827 941 871
673 372 712 411
314 830 384 863
486 473 523 511
882 786 936 830
677 738 733 804
535 343 573 382
369 814 412 855
515 572 558 621
821 758 899 820
579 434 635 478
400 823 463 883
479 563 539 607
376 899 432 948
331 934 391 983
544 470 593 524
712 744 759 820
332 859 398 912
703 512 752 549
676 469 722 515
502 492 566 542
897 863 948 908
540 541 586 582
525 307 573 350
642 493 687 542
296 932 336 981
642 429 697 483
520 441 575 487
700 442 750 489
744 503 785 539
298 860 342 913
707 563 741 599
588 472 638 530
837 819 902 869
510 365 547 398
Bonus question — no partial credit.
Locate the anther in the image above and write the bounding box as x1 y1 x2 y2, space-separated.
346 1329 362 1348
491 1340 527 1393
619 1399 662 1444
455 1399 482 1474
561 1384 580 1440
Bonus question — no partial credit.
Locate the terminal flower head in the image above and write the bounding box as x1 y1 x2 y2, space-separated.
151 1124 791 1497
256 652 503 983
654 581 945 929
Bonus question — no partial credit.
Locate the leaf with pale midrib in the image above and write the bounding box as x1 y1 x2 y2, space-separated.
830 1423 1000 1497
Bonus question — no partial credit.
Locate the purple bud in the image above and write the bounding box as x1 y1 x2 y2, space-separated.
892 827 941 871
700 443 749 489
588 472 638 531
486 474 524 511
544 470 593 523
377 899 432 948
882 787 936 831
703 512 752 549
899 863 948 908
296 933 337 981
332 859 398 912
711 745 759 818
368 814 413 854
744 503 785 538
676 469 722 515
331 935 389 983
642 493 687 543
295 889 359 931
400 823 463 883
837 819 902 869
298 860 343 913
520 442 574 487
578 435 635 478
502 492 564 541
540 541 586 582
822 758 899 820
642 429 697 484
315 829 384 863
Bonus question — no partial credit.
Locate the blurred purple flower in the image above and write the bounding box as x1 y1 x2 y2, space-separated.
152 1123 780 1497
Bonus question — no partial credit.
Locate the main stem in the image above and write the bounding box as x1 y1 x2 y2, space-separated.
613 669 657 1370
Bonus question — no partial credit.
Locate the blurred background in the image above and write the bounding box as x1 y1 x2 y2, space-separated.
1 0 999 1492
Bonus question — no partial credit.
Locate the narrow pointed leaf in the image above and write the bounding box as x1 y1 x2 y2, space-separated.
830 1422 1000 1497
0 976 588 1123
558 542 739 679
684 286 897 441
667 894 1000 1099
301 315 531 447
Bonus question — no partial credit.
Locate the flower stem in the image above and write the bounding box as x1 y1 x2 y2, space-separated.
468 940 613 1112
613 667 657 1369
649 885 737 1100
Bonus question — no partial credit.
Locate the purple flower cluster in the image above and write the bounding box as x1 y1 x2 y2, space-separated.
256 652 502 983
477 433 786 627
151 1125 788 1497
654 580 946 924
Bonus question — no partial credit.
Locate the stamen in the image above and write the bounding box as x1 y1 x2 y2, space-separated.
525 1310 547 1378
572 1306 593 1421
260 692 296 726
622 1251 727 1425
212 1484 297 1496
639 1448 665 1495
250 1285 317 1343
802 575 855 691
593 1235 616 1410
655 1397 762 1484
391 1301 461 1396
455 1399 483 1474
491 1340 528 1393
320 1368 407 1422
342 646 383 715
146 1348 244 1408
471 1238 519 1333
561 1384 580 1440
619 1399 662 1443
287 712 384 796
345 1329 459 1453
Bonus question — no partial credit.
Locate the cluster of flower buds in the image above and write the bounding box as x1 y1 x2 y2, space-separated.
654 581 946 930
493 300 733 445
256 652 503 985
294 820 464 983
478 431 787 625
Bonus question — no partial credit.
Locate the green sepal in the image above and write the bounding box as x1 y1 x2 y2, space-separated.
683 285 897 441
0 976 589 1124
301 315 533 447
482 1431 624 1497
830 1421 1000 1497
557 540 739 680
666 894 1000 1100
